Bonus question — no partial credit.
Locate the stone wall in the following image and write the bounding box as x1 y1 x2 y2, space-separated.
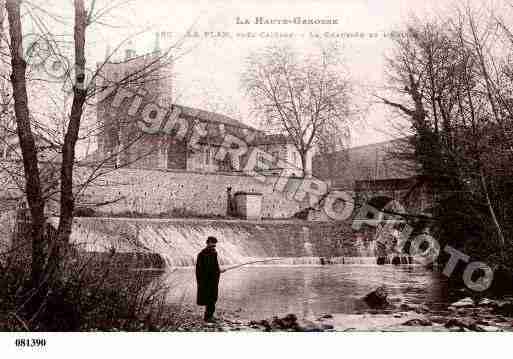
354 178 435 215
78 166 312 219
0 161 319 220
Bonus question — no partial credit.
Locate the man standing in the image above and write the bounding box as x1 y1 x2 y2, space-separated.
196 236 224 322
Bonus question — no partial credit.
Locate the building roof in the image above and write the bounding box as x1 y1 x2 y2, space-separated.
97 50 257 132
177 105 258 131
345 138 407 152
313 137 417 188
251 133 294 146
97 50 163 67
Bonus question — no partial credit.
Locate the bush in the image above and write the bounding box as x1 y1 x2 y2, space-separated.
0 247 178 331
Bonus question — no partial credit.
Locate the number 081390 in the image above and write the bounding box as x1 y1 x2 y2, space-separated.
15 338 47 348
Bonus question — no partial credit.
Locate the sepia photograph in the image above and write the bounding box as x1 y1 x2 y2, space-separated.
0 0 513 356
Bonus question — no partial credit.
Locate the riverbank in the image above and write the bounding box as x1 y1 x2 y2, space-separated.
159 297 513 332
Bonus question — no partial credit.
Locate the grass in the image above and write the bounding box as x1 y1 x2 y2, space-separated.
0 245 189 331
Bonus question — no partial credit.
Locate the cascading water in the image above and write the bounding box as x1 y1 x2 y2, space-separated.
64 217 271 267
137 224 262 266
64 217 416 268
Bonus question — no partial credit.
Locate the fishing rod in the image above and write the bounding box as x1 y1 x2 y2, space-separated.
222 257 283 273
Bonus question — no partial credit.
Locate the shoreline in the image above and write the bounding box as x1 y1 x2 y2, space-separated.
162 298 513 332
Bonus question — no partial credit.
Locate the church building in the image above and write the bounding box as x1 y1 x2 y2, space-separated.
94 42 312 176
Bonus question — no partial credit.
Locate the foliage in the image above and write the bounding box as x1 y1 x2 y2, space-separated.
382 7 513 266
0 246 175 331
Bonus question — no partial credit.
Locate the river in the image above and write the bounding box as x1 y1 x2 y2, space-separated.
160 264 449 320
64 217 452 321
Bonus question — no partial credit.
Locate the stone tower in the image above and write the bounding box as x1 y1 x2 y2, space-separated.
96 41 174 168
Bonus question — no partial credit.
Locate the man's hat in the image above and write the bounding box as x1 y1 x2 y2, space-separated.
206 236 218 244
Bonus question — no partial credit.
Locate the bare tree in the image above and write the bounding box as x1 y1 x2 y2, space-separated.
241 45 354 177
7 0 52 289
2 0 193 318
381 7 513 256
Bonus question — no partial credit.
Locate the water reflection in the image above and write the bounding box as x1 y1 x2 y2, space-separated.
161 264 449 320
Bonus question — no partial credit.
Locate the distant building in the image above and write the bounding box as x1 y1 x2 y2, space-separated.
94 46 312 175
313 138 417 189
251 133 314 177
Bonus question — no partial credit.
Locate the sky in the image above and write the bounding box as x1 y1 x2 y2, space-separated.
34 0 512 148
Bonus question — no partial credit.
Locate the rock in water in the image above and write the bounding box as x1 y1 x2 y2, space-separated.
255 314 327 332
249 319 272 331
477 298 497 307
363 286 390 309
399 303 430 313
296 319 324 332
474 325 502 332
270 314 300 330
376 257 387 265
449 297 474 308
444 318 477 330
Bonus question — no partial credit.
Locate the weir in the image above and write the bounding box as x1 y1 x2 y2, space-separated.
59 217 414 268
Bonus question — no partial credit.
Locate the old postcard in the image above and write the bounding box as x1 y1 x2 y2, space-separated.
0 0 512 357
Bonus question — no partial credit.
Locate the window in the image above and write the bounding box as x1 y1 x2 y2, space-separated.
202 145 218 168
204 145 210 165
256 152 273 171
256 153 265 170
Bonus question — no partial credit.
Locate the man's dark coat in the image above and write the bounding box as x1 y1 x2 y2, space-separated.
195 246 221 305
